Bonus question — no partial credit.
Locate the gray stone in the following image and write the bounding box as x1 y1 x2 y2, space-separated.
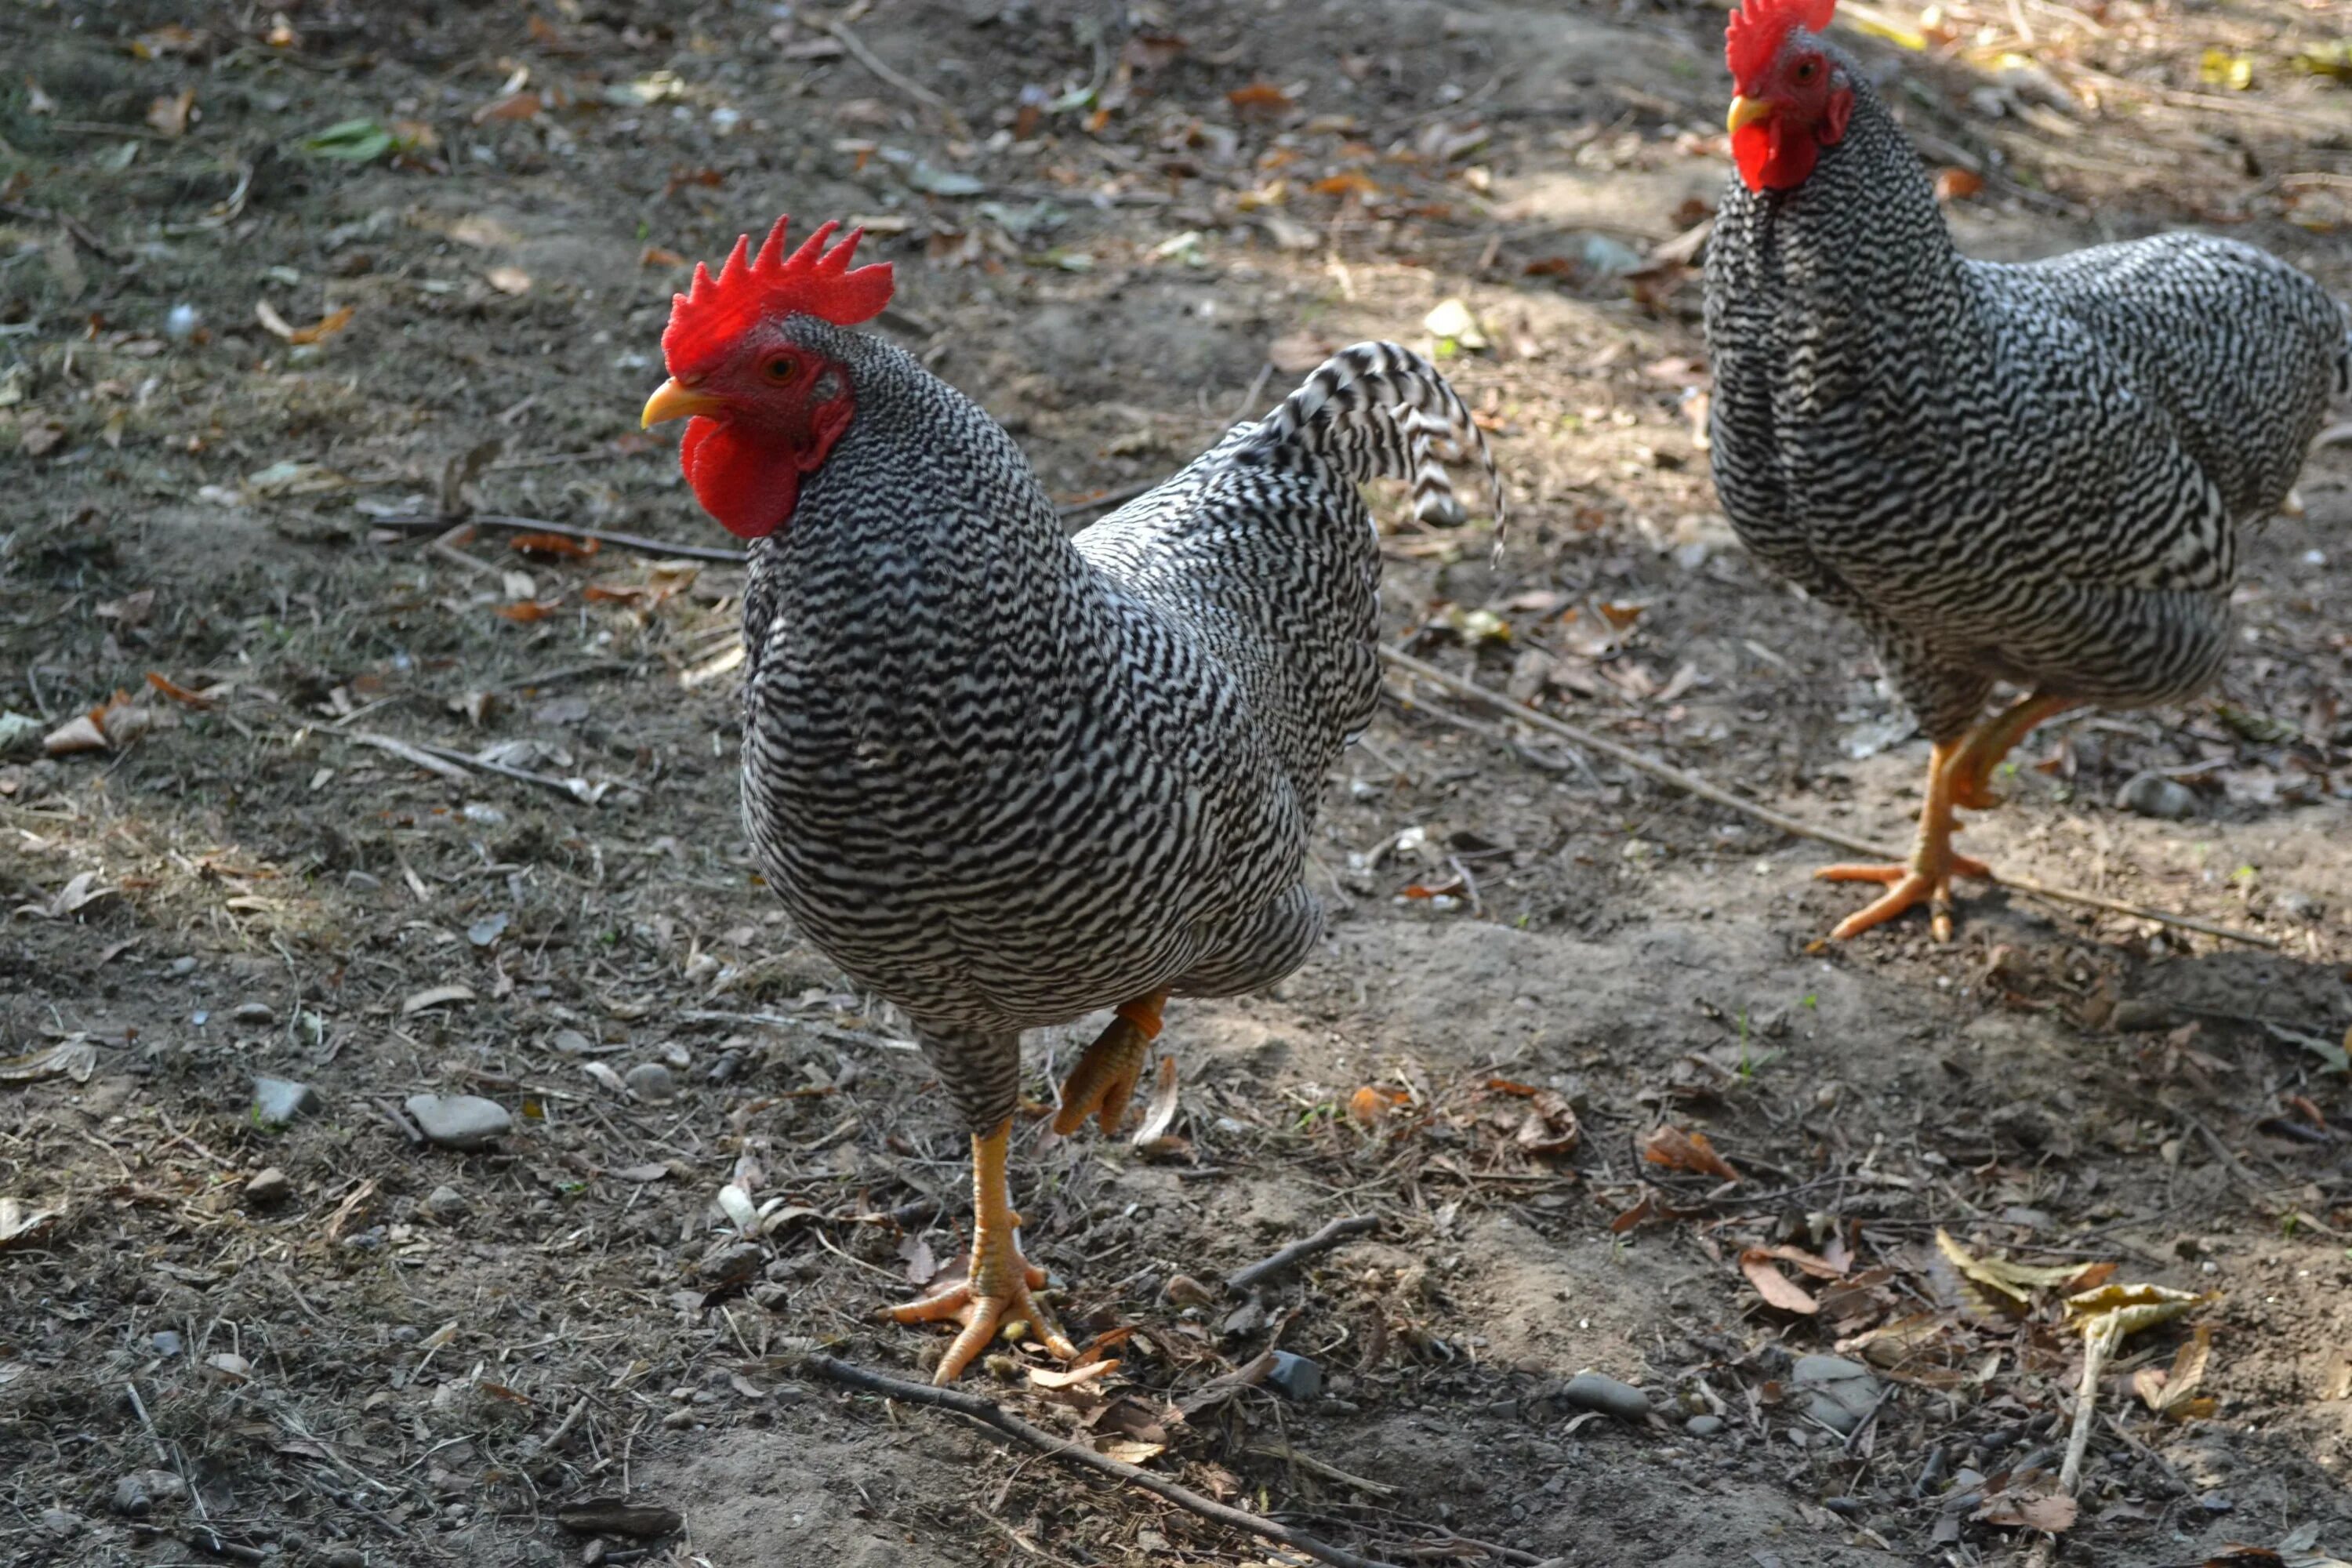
1792 1354 1881 1436
1265 1350 1322 1401
2110 999 2177 1033
623 1062 677 1102
404 1094 511 1151
39 1508 81 1538
112 1468 185 1516
1685 1414 1725 1437
230 1000 276 1026
426 1185 470 1221
244 1167 292 1207
324 1549 365 1568
252 1077 320 1127
1559 1370 1653 1423
151 1329 183 1357
0 710 42 760
2117 771 2197 821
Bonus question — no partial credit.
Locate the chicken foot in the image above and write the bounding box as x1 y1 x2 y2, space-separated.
888 1120 1079 1383
1817 739 1991 942
1944 691 2072 810
1051 990 1167 1137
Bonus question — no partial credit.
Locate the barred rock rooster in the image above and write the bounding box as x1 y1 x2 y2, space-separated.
1704 0 2351 941
641 216 1501 1381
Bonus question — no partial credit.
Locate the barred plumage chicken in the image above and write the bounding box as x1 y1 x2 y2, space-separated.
1703 0 2352 940
641 216 1501 1381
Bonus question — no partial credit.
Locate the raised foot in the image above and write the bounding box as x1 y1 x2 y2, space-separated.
1051 996 1163 1137
1814 855 1988 943
887 1245 1078 1385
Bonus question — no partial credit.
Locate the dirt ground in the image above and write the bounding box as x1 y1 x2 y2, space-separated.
6 2 2352 1566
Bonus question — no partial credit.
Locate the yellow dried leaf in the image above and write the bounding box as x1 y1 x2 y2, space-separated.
1935 1229 2100 1305
2064 1280 2211 1338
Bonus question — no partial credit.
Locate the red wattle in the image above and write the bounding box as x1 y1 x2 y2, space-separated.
681 416 803 540
1733 118 1820 193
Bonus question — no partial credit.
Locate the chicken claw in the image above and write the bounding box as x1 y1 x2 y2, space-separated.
1051 991 1167 1137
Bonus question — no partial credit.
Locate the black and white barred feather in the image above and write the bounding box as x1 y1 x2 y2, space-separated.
1703 34 2350 743
735 330 1497 1133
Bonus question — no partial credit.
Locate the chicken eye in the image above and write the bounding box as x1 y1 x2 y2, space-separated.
1794 57 1819 82
764 354 801 383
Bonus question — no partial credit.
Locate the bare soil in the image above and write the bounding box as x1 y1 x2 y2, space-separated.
5 2 2352 1566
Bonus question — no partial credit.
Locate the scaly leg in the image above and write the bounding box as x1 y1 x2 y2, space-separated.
887 1120 1079 1384
1816 740 1991 942
1945 692 2073 811
1051 990 1167 1137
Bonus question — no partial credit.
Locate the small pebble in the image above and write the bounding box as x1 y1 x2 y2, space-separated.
2110 999 2176 1033
252 1077 321 1127
623 1062 676 1102
230 1000 276 1026
1559 1370 1653 1423
165 303 201 343
40 1508 82 1538
1824 1497 1864 1517
1265 1350 1322 1402
112 1468 185 1517
324 1548 365 1568
426 1185 470 1221
404 1094 512 1151
168 956 199 976
1685 1414 1725 1437
2116 771 2196 821
245 1167 292 1207
708 1051 743 1085
1791 1353 1880 1436
151 1330 183 1358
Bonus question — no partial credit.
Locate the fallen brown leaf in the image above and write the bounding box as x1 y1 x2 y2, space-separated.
1642 1124 1740 1181
1740 1248 1820 1314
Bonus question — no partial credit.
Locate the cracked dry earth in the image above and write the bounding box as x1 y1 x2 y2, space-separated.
4 1 2352 1566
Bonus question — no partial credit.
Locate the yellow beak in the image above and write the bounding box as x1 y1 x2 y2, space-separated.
1726 95 1775 135
641 377 724 430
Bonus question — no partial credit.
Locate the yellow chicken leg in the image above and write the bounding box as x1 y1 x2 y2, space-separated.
1817 740 1991 942
1944 691 2072 811
887 1120 1079 1384
1051 991 1167 1137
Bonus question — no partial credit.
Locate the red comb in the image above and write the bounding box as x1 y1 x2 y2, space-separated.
1726 0 1837 85
662 216 894 369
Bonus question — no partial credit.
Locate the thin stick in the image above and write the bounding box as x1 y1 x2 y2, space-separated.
803 1354 1405 1568
1227 1214 1381 1292
1378 645 2280 949
826 21 952 111
371 513 744 564
2057 1312 2121 1495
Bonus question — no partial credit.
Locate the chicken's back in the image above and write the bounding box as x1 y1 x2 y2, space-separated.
1975 233 2350 522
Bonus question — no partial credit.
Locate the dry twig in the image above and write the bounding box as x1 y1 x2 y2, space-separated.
1378 645 2280 949
372 512 744 564
826 21 952 112
1227 1214 1381 1292
802 1354 1406 1568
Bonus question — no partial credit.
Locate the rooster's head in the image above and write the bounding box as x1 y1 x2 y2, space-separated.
1724 0 1853 194
641 216 894 539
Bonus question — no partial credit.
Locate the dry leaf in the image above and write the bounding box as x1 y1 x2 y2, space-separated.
145 672 220 708
147 87 195 138
2064 1280 2212 1338
256 301 355 345
1226 82 1294 112
473 91 543 124
1029 1359 1119 1390
509 532 600 559
1934 1229 2102 1306
401 983 477 1014
15 871 114 920
1934 166 1985 202
0 1196 65 1248
1515 1091 1581 1157
42 715 107 755
1098 1438 1166 1465
2133 1323 2216 1420
0 1039 99 1084
1740 1247 1820 1314
1976 1492 2078 1531
495 600 561 622
1642 1124 1740 1181
1131 1053 1182 1150
1348 1084 1406 1123
486 267 533 296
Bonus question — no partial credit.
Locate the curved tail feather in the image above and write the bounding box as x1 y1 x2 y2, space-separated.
1236 340 1507 532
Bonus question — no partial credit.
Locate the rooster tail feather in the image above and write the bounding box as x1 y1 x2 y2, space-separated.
1240 341 1506 532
